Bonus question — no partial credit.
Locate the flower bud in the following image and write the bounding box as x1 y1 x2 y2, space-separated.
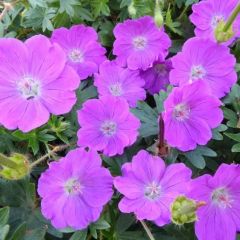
154 10 164 28
0 153 30 180
171 195 205 225
128 2 136 18
154 0 164 28
215 20 234 43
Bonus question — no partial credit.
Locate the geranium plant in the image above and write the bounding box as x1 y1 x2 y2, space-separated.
0 0 239 240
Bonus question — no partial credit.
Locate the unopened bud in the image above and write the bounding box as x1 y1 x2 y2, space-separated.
154 10 164 28
154 0 164 27
215 20 234 43
171 195 205 225
128 2 136 17
0 153 30 180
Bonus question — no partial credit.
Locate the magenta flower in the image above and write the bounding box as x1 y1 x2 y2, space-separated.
0 35 79 133
51 24 106 80
189 164 240 240
77 96 140 156
113 16 171 70
141 59 172 95
38 148 113 230
114 150 192 226
190 0 240 45
94 61 146 107
170 37 237 98
163 80 223 151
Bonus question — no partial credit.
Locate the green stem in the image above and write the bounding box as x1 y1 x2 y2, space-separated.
177 5 188 20
30 144 69 169
140 220 156 240
0 153 18 169
223 3 240 32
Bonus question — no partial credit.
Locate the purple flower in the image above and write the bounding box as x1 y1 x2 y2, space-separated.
114 150 192 226
190 0 240 45
51 24 106 80
0 35 79 132
170 37 237 98
113 16 171 70
94 61 146 107
141 59 172 95
163 80 223 151
77 96 140 156
38 148 113 230
189 164 240 240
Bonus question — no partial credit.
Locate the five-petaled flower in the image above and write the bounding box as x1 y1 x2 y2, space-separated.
38 148 113 230
0 35 80 132
114 150 192 226
189 164 240 240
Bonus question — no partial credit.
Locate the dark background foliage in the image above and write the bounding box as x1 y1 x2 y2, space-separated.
0 0 240 239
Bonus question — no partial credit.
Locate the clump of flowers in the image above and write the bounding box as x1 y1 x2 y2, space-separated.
169 37 237 98
77 96 140 156
163 80 223 151
113 16 171 70
0 35 80 132
51 25 106 80
141 59 172 95
114 150 192 226
0 1 240 239
94 60 146 107
189 164 240 240
38 148 113 230
190 0 240 45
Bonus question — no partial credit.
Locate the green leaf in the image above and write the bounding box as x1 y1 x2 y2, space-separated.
28 0 47 8
165 6 183 35
224 132 240 142
154 90 168 113
10 222 27 240
196 146 217 157
90 0 110 18
212 124 228 140
0 225 10 240
131 101 158 138
78 7 94 21
0 207 10 226
232 143 240 152
120 0 131 8
91 219 110 230
116 214 135 234
184 150 206 169
59 0 79 16
70 229 88 240
223 107 238 128
23 227 46 240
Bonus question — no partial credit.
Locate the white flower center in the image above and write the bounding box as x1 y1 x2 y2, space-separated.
144 181 161 200
211 187 232 209
211 14 225 29
133 36 147 50
173 103 190 121
190 65 206 82
17 76 41 99
100 120 117 137
109 82 123 96
64 178 82 195
68 49 84 63
154 63 167 77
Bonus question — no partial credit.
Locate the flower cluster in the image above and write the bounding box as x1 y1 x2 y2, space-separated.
0 1 239 239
